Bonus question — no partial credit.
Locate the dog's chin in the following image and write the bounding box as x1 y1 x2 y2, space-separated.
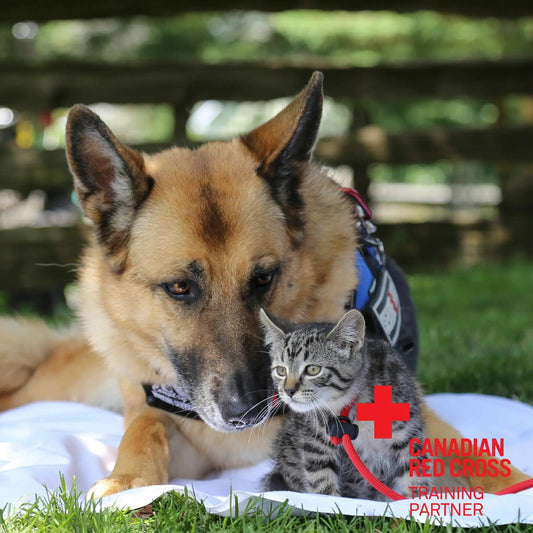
198 415 266 433
147 381 265 432
193 406 270 433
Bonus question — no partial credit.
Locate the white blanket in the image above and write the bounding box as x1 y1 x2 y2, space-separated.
1 394 532 527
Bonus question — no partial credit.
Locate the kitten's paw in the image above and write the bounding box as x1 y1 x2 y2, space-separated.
263 471 290 492
392 470 429 498
87 474 153 499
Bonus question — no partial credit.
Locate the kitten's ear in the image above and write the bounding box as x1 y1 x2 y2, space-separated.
327 310 366 353
66 105 153 272
259 309 286 348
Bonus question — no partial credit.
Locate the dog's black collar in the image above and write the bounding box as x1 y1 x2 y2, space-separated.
143 383 202 420
143 383 287 420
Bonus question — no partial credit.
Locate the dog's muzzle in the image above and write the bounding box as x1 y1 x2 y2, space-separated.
144 379 275 430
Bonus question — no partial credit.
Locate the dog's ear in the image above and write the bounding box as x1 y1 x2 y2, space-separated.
66 105 153 272
240 72 323 242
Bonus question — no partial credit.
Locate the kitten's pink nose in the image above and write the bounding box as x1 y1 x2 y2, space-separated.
285 383 300 397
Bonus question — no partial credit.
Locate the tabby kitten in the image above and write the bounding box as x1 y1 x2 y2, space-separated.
260 309 431 500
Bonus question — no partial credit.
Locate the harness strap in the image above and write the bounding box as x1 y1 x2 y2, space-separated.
342 188 403 347
341 187 373 220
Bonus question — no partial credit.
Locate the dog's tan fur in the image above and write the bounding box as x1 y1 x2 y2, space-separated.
0 73 529 497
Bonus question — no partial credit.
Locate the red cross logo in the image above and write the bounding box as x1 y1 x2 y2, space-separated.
357 385 410 438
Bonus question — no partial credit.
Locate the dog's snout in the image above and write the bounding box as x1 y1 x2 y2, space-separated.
225 403 264 430
219 370 266 429
228 417 248 429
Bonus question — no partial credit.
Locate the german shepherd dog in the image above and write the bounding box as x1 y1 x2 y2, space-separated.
0 73 528 497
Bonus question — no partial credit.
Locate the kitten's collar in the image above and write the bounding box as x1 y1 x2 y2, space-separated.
339 394 358 418
327 395 359 444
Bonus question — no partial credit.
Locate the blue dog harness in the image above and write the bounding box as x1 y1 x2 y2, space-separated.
343 188 417 369
343 188 401 347
144 188 418 417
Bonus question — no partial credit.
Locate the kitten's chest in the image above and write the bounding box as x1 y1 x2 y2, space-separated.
345 419 402 473
353 421 389 450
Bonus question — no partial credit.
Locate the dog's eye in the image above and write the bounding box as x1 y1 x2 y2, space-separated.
168 281 190 295
249 266 279 302
254 272 273 287
253 268 278 291
163 280 196 301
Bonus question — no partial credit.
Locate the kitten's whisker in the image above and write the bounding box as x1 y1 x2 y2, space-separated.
248 398 284 443
241 394 279 443
246 330 266 342
259 401 281 427
239 395 274 421
251 401 276 432
309 398 327 440
239 388 271 400
322 402 338 420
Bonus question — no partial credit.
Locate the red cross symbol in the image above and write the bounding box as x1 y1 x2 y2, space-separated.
357 385 410 438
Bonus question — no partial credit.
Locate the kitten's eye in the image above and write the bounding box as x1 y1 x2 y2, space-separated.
305 365 322 376
275 366 287 377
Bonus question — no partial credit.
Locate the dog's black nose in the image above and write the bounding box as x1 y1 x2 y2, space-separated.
223 399 265 429
219 371 266 429
228 418 248 429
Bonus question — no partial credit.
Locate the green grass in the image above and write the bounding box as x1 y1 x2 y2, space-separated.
412 259 533 404
2 481 531 533
1 260 532 532
2 482 531 533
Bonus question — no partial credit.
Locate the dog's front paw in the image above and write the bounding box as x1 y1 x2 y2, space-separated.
87 474 152 499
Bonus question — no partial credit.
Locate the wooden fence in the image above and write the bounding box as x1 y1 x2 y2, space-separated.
1 0 531 21
1 3 532 311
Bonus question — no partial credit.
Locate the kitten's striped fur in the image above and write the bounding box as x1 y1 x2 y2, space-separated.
260 309 432 500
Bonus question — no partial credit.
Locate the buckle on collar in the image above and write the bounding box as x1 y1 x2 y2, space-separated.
342 187 372 220
327 415 359 441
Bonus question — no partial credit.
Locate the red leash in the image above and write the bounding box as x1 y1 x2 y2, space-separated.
329 402 533 500
494 478 533 495
329 398 405 501
336 433 405 500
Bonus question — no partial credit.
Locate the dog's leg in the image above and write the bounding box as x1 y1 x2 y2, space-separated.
88 408 171 498
89 380 214 498
422 403 531 493
0 317 60 396
0 318 121 412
